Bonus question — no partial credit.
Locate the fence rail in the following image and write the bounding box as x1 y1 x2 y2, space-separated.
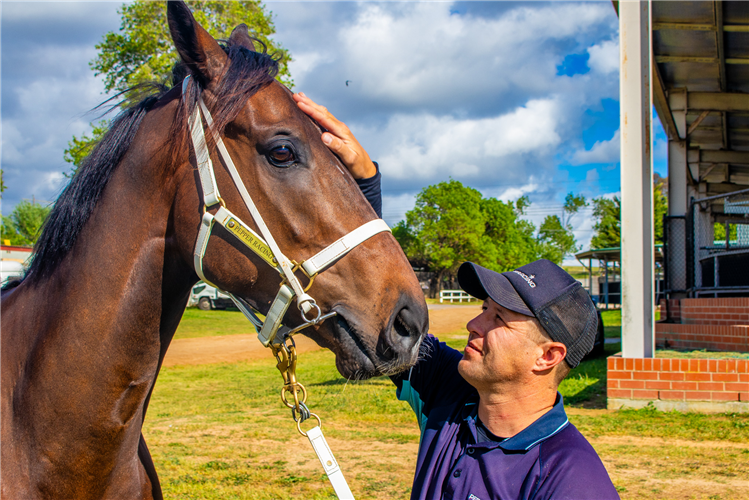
439 290 473 303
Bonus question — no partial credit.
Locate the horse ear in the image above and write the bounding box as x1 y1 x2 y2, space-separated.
167 0 227 87
229 24 257 52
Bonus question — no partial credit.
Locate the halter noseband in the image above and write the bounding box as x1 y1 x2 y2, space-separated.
183 76 391 347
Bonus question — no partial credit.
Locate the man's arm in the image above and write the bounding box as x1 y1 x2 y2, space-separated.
293 92 382 217
391 335 472 428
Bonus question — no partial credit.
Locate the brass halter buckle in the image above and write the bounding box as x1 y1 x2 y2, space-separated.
270 335 321 436
280 260 317 293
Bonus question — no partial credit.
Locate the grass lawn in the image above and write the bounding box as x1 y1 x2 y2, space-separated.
145 309 749 499
174 309 255 339
562 265 601 280
601 309 622 338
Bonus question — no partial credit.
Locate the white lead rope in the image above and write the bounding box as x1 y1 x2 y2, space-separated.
183 75 395 499
307 426 355 499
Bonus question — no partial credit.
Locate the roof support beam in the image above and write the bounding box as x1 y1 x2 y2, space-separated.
655 56 749 65
687 110 710 136
687 92 749 112
653 23 749 32
689 149 749 164
652 61 678 140
655 56 718 64
716 1 728 149
716 1 726 93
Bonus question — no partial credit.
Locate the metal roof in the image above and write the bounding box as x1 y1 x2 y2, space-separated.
575 245 664 264
651 1 749 212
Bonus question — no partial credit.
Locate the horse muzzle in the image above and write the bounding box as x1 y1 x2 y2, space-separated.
331 292 428 379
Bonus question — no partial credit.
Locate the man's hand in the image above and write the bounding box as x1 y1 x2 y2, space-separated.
293 92 377 179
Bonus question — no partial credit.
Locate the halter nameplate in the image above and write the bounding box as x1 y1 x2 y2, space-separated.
222 215 278 268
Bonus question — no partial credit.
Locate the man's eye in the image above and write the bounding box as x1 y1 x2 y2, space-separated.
267 145 295 167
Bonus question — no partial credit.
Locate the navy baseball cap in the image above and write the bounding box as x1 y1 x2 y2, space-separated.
457 259 598 368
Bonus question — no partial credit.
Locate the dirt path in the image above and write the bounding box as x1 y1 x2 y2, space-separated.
162 304 480 367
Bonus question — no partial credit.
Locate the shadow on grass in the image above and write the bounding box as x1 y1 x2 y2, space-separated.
310 376 389 387
562 343 620 410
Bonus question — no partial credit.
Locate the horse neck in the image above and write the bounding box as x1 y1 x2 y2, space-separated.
2 103 195 477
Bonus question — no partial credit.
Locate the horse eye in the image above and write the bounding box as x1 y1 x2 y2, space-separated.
267 145 295 167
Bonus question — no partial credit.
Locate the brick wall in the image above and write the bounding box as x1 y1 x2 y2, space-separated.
607 355 749 403
656 323 749 352
658 299 682 323
680 297 749 326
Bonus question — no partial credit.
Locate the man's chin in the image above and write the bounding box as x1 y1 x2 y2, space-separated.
456 358 473 383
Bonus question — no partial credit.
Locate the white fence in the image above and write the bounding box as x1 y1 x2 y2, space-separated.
439 290 473 303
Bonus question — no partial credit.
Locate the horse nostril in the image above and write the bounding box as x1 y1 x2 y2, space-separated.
393 310 414 338
378 308 417 362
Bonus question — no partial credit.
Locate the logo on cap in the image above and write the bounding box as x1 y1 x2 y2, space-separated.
513 271 537 288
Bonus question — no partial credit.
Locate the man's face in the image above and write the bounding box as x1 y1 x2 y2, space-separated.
457 298 544 391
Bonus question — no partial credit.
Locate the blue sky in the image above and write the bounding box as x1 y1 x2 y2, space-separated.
1 1 668 255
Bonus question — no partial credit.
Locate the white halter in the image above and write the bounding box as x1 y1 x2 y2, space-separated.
183 76 390 346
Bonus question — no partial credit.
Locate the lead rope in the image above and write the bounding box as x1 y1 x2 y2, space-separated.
271 336 354 499
182 76 357 499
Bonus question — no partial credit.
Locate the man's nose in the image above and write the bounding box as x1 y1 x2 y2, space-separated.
466 315 483 337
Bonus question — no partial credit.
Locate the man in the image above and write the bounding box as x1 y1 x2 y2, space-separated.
295 94 619 500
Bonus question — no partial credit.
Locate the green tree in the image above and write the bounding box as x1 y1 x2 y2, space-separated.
589 177 667 249
397 180 486 297
533 192 586 264
590 196 621 249
713 222 738 243
480 197 538 271
537 215 578 264
8 200 52 245
1 216 21 246
63 121 110 177
0 169 6 198
93 0 291 94
562 192 587 227
653 174 668 244
65 0 292 175
394 182 542 295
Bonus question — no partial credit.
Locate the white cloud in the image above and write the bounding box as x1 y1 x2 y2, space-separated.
482 182 540 203
373 98 561 183
588 38 619 74
335 2 615 109
570 130 620 165
287 51 333 87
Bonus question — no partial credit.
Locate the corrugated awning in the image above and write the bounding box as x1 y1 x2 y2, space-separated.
575 244 664 263
651 1 749 212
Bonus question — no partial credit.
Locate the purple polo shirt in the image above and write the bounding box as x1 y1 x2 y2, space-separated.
391 335 619 500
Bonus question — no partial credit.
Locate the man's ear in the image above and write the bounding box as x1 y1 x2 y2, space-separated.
533 342 567 373
167 0 227 89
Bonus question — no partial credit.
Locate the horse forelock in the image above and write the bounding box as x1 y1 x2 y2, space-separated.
21 38 280 287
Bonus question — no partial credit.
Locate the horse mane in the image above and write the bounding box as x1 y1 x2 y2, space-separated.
20 39 280 286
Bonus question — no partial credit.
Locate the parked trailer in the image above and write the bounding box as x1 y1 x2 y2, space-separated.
1 261 25 287
189 282 234 310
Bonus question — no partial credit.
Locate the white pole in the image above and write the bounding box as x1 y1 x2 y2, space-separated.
620 0 654 358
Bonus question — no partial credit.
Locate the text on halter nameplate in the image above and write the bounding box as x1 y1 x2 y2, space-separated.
225 218 277 267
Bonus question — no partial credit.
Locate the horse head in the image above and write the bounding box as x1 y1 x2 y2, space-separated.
166 0 428 379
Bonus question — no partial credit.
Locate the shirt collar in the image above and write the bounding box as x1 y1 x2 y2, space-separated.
464 392 569 452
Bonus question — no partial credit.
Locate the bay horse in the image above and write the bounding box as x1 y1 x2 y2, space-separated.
0 2 428 498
